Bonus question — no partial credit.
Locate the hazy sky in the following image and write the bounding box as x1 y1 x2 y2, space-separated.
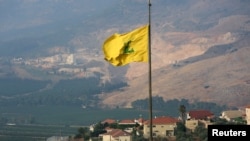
0 0 119 32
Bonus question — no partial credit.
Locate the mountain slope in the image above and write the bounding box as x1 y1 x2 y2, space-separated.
100 34 250 108
0 0 250 108
99 0 250 108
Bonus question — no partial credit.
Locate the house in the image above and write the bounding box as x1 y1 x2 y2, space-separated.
246 105 250 125
46 136 69 141
101 118 117 125
118 119 136 125
185 119 199 132
89 124 95 132
220 110 244 122
143 116 179 138
101 129 131 141
104 127 115 133
118 119 137 133
186 110 214 131
187 110 214 120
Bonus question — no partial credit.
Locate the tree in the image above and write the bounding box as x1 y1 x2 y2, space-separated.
75 127 90 140
193 125 208 141
175 119 191 141
175 122 186 133
131 128 146 141
91 122 107 137
179 105 186 124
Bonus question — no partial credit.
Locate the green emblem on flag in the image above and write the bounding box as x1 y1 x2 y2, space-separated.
123 41 134 54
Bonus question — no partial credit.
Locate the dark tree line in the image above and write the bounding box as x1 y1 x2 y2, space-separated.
0 76 127 107
132 96 229 117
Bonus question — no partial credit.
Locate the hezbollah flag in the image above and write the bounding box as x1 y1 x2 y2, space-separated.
102 25 149 66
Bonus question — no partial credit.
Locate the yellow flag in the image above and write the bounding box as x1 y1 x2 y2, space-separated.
102 25 149 66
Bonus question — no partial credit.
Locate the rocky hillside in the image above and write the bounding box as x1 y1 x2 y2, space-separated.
0 0 250 108
99 0 250 108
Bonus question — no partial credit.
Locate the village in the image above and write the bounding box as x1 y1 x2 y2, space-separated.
46 105 250 141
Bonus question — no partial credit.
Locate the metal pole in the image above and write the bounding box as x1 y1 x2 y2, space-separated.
148 0 153 141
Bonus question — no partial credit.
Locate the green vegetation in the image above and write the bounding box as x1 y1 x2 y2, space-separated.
0 98 238 141
74 127 91 140
0 105 158 125
0 78 49 96
0 107 160 141
0 77 236 141
175 122 207 141
0 124 77 141
0 76 127 106
0 100 238 141
132 96 229 116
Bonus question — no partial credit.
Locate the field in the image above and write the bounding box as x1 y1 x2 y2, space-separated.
0 124 77 141
0 105 162 125
0 105 164 141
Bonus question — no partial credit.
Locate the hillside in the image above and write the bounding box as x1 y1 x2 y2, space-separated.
0 0 250 109
100 38 250 108
99 0 250 108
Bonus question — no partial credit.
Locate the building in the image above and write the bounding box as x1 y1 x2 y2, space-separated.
46 136 69 141
185 119 199 132
186 110 214 131
118 119 136 125
187 110 214 120
245 105 250 125
101 129 131 141
143 116 179 138
102 118 117 125
220 110 244 122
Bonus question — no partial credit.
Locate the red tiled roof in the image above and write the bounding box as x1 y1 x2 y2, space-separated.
144 116 179 125
119 119 135 124
102 118 116 124
188 110 214 119
103 129 130 137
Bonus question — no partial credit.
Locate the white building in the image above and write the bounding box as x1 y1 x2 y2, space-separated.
246 105 250 125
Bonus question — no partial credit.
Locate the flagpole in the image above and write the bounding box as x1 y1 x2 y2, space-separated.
148 0 153 141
